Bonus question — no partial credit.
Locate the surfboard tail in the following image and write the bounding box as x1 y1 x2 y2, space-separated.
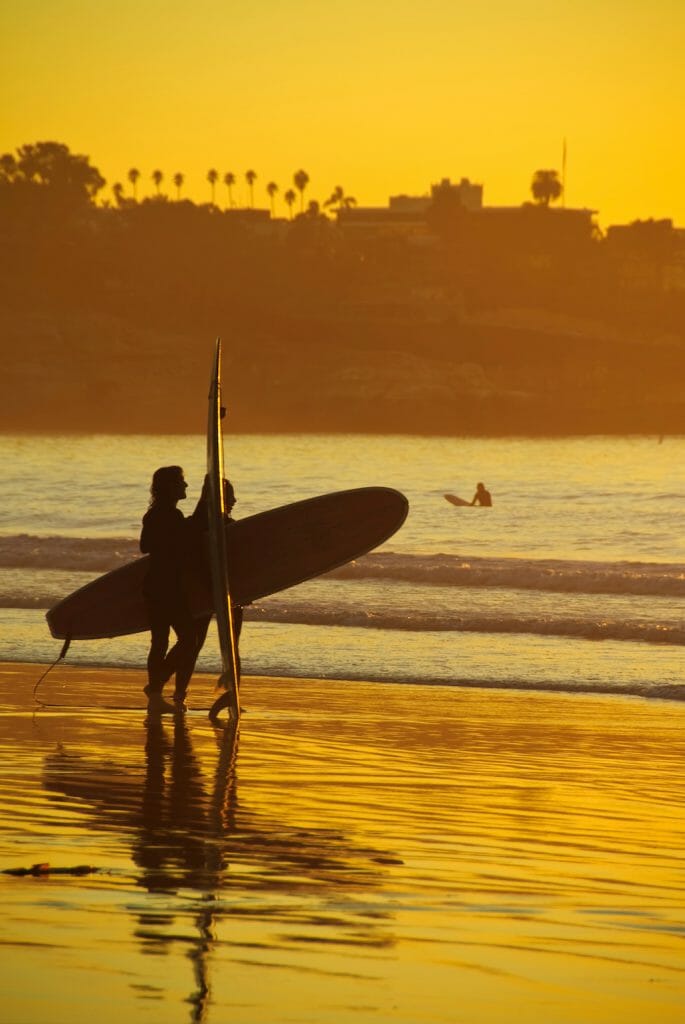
209 687 239 721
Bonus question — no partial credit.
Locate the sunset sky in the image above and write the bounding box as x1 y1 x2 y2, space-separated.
2 0 683 228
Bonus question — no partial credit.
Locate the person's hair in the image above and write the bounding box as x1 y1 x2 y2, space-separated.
149 465 184 506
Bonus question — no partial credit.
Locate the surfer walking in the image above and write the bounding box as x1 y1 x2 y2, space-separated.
193 478 243 686
470 482 492 506
140 466 209 713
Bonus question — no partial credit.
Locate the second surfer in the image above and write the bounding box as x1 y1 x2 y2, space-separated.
140 466 242 713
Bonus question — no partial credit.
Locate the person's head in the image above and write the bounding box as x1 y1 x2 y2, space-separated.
476 482 486 491
149 466 187 506
223 478 236 513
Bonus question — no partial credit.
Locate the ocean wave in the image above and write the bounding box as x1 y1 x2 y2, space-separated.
328 552 685 597
243 604 684 645
1 535 683 599
0 535 138 572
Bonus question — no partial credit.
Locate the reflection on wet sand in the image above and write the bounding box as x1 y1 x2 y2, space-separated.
3 666 685 1024
133 716 238 1021
42 710 395 1020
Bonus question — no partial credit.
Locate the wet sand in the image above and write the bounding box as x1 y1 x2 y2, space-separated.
1 662 684 1023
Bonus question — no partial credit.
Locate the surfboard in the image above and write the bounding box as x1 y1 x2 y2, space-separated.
207 337 240 721
444 493 471 507
46 486 409 642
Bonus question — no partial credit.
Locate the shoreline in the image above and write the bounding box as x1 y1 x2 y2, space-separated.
7 659 685 707
2 661 685 1022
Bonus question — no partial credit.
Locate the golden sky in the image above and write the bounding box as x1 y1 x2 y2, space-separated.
2 0 684 227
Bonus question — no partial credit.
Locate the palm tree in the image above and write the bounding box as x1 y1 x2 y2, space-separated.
223 171 235 207
128 167 140 200
293 169 309 212
207 168 218 205
531 169 562 207
245 169 257 208
266 181 278 216
284 188 296 219
323 185 357 213
112 182 124 207
151 169 163 195
173 172 184 200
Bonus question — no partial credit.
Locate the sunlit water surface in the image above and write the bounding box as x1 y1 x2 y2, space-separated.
1 669 684 1023
1 433 684 701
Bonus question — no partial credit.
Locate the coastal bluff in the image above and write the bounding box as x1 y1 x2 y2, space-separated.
1 307 683 435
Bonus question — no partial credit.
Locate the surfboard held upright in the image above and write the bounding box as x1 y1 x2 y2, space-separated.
206 337 240 719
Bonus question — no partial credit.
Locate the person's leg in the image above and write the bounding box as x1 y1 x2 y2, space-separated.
170 606 201 705
195 615 211 652
160 640 180 683
232 606 243 680
164 613 210 682
146 611 171 696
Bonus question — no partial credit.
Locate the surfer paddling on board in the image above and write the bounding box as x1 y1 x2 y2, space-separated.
140 466 209 714
470 482 492 506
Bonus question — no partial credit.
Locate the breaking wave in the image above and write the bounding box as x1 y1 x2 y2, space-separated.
1 534 682 597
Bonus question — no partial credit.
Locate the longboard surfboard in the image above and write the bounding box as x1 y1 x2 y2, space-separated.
46 486 409 641
207 338 240 720
444 493 471 507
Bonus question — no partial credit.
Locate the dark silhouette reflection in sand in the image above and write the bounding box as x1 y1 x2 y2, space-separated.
42 714 396 1021
131 715 238 1021
134 714 236 893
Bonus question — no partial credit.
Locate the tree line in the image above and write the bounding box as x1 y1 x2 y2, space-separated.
1 141 683 338
0 141 567 215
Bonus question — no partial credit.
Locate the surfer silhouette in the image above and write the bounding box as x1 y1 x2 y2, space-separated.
140 466 209 713
470 482 492 506
140 469 243 713
191 478 243 690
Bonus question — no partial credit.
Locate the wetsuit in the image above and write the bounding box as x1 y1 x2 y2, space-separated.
140 500 205 700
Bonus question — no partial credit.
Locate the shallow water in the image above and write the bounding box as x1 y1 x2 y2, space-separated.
1 433 684 702
2 668 684 1023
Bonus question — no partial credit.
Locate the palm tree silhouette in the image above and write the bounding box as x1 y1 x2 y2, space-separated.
112 182 124 207
173 172 184 200
128 167 140 200
223 172 235 208
293 169 309 213
207 168 218 205
245 169 257 208
151 169 163 195
284 189 296 219
531 169 562 207
323 185 357 213
266 181 278 217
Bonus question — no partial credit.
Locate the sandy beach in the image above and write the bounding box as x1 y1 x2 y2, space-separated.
0 662 683 1023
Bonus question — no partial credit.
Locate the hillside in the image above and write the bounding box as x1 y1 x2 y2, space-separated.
2 307 683 435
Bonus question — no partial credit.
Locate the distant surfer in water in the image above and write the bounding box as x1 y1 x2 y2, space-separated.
140 466 207 713
470 482 492 506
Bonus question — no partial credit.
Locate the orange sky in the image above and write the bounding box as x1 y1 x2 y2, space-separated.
2 0 684 228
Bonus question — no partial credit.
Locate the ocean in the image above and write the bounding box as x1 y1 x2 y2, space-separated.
1 432 683 701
